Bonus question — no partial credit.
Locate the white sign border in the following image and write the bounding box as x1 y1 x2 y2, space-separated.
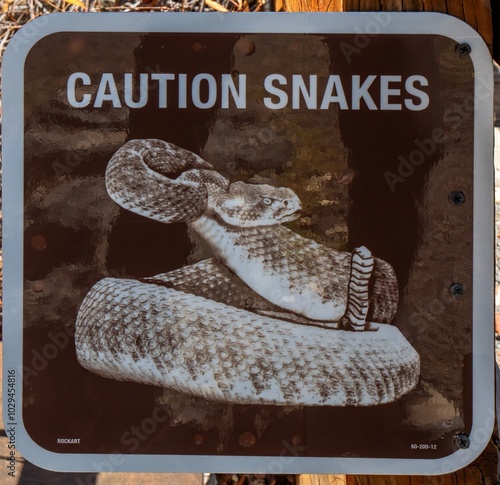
2 11 494 475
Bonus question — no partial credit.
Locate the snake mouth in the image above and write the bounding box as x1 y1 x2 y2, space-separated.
278 211 301 223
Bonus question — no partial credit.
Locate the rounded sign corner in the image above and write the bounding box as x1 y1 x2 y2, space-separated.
430 437 495 477
10 421 73 474
3 13 60 64
438 13 493 70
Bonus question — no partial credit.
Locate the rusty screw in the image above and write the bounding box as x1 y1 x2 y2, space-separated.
239 431 256 447
30 234 48 251
32 281 44 292
454 433 470 449
449 191 465 206
456 43 471 58
234 38 255 56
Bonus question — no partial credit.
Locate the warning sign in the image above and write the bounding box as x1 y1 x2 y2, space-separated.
2 12 494 474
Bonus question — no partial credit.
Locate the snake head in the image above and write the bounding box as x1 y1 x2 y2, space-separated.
209 181 302 227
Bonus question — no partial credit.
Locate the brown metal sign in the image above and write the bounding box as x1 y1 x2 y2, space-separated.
2 12 494 474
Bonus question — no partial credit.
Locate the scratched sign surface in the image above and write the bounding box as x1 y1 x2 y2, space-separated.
2 12 494 474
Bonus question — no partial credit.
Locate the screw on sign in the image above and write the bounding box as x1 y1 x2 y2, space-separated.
456 43 472 58
454 433 470 450
449 283 465 297
448 191 466 206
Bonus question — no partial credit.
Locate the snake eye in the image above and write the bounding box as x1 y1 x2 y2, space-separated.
262 197 273 206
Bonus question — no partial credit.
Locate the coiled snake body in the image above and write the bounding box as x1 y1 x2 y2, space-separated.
75 139 420 406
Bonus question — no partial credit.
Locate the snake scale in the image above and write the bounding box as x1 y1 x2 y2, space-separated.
75 139 420 406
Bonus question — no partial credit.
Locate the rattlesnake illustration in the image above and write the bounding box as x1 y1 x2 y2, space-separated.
75 139 420 406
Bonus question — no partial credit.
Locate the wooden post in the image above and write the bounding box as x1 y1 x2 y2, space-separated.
282 0 494 57
282 0 342 12
494 0 499 62
282 1 498 484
